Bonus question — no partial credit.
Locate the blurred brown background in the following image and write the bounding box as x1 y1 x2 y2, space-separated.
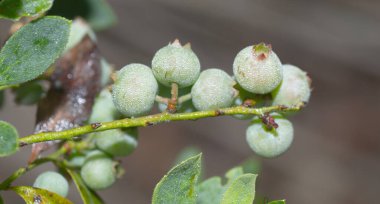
1 0 380 203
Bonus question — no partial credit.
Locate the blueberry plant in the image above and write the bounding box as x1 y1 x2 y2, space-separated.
0 1 311 203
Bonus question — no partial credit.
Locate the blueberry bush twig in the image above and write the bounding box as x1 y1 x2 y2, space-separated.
0 1 311 203
19 102 305 146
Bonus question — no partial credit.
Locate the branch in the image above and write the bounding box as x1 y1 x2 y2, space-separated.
19 103 305 145
0 144 70 190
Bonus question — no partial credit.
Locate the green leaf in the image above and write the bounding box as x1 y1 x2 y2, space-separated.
14 81 44 105
173 146 204 180
10 186 73 204
196 177 224 204
49 0 116 31
268 200 286 204
221 174 257 204
152 154 202 204
196 166 247 204
0 16 71 86
173 146 201 166
0 120 19 157
0 0 54 20
66 169 104 204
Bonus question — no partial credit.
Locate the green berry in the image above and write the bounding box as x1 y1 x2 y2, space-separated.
89 88 120 123
152 39 200 88
95 128 138 157
66 153 86 168
84 149 109 160
112 63 158 117
191 69 237 111
233 43 283 94
272 64 311 106
246 116 293 158
33 171 69 197
81 156 117 190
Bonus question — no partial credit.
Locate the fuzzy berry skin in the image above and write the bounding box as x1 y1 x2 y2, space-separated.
81 156 117 190
272 64 311 106
89 88 120 123
112 63 158 117
233 43 283 94
152 40 200 88
33 171 69 197
191 69 237 111
95 128 138 157
246 116 294 158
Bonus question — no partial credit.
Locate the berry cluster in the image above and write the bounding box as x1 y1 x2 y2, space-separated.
111 39 311 159
32 39 311 195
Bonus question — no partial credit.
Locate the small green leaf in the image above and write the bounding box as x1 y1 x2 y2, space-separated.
196 177 224 204
221 174 257 204
173 146 201 166
173 146 204 181
268 200 286 204
152 154 202 204
0 16 71 86
66 169 104 204
14 81 44 105
49 0 116 31
10 186 73 204
0 0 54 20
0 120 19 157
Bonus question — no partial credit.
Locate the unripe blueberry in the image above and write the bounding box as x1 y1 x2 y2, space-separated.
272 64 311 106
33 171 69 197
112 63 158 117
84 149 109 160
152 39 200 88
246 115 294 158
95 128 138 157
66 153 86 168
233 43 283 94
81 156 117 190
89 88 120 123
191 69 237 111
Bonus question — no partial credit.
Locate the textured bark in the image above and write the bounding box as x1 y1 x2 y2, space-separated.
29 36 102 162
